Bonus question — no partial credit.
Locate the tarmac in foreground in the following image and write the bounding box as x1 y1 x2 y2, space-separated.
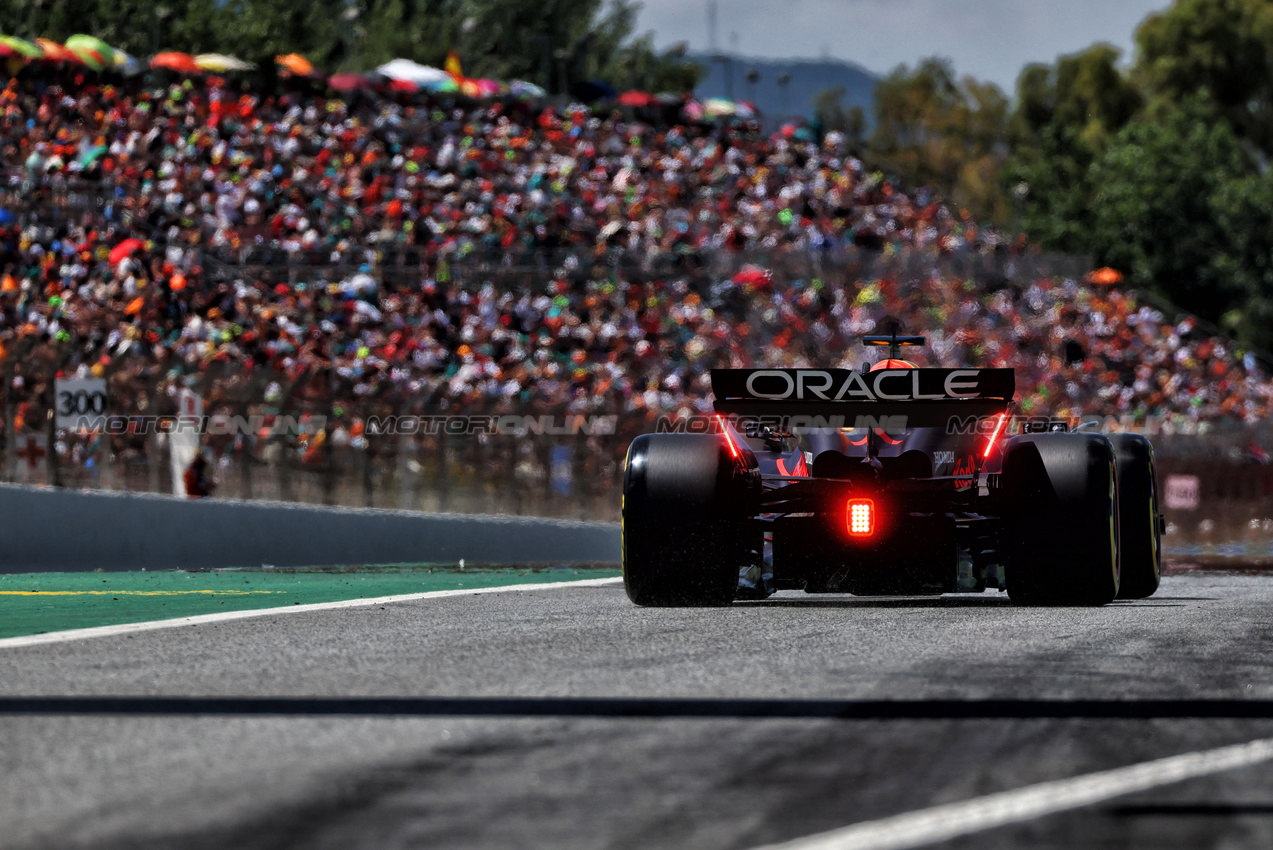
2 573 1273 850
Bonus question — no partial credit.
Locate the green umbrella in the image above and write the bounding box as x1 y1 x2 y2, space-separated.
0 36 42 59
78 145 107 167
65 35 115 71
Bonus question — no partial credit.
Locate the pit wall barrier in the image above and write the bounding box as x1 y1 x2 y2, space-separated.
5 455 1265 573
0 484 621 573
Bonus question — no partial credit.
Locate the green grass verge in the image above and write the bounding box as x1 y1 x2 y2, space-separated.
0 565 621 639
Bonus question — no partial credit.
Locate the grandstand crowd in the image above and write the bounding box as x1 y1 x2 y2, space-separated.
0 67 1265 486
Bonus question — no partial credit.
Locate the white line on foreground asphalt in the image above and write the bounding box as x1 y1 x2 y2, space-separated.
0 577 623 650
752 736 1273 850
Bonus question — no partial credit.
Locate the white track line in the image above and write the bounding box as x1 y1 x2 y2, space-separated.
752 736 1273 850
0 577 623 650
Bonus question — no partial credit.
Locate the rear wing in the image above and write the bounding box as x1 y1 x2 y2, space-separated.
711 368 1014 427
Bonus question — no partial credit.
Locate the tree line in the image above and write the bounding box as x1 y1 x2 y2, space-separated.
817 0 1273 351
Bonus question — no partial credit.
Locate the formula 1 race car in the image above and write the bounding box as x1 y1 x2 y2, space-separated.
622 330 1162 606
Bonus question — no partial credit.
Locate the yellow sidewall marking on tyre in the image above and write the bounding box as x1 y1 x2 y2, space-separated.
1109 460 1119 589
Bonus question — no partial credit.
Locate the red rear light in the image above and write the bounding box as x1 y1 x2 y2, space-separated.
716 413 740 461
984 412 1008 460
847 498 875 537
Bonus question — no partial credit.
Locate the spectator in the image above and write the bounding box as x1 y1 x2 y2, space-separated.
183 452 214 498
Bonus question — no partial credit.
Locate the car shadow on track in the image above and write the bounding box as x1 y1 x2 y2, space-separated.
735 597 1008 608
734 597 1185 609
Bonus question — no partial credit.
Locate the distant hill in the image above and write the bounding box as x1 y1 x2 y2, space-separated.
687 53 878 124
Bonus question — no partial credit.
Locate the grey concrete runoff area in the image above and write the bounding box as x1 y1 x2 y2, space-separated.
4 573 1273 849
0 483 620 572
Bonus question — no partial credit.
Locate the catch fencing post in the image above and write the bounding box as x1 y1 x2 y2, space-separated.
147 431 160 493
436 427 449 509
45 368 60 488
3 360 12 483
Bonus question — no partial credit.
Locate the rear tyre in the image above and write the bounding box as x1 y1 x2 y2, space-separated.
622 433 760 607
1110 433 1161 599
1001 433 1120 606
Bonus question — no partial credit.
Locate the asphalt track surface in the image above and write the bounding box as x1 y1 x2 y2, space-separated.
3 574 1273 849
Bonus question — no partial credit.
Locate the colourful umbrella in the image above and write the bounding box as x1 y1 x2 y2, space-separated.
424 77 459 93
194 53 255 72
109 238 145 266
457 77 502 98
112 49 142 75
0 36 42 59
327 72 372 92
64 35 113 70
732 265 772 290
67 47 104 70
509 80 546 98
78 145 107 167
376 59 448 87
275 53 314 76
150 51 200 73
35 38 81 65
703 97 738 118
570 79 617 102
1088 267 1124 285
619 90 656 107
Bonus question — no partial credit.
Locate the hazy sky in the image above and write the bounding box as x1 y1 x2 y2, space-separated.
634 0 1174 92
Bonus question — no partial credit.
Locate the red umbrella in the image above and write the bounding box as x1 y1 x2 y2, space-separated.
150 51 200 74
35 38 81 65
327 72 371 92
389 78 419 93
109 238 144 266
619 90 655 107
1088 267 1124 285
732 264 772 290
